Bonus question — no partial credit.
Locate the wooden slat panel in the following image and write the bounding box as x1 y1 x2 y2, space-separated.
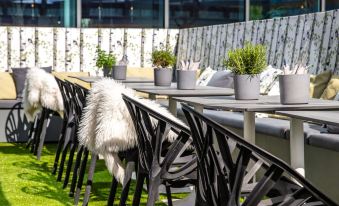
216 25 227 69
20 27 35 68
126 29 142 67
209 25 219 68
232 23 239 49
65 28 80 72
308 12 326 74
236 22 245 48
256 20 266 45
179 28 188 62
326 9 339 73
189 28 198 61
282 15 299 67
37 27 54 68
274 17 288 68
318 11 334 73
81 28 98 73
263 19 274 62
186 28 194 61
298 13 315 66
167 29 179 57
110 28 125 64
268 18 281 65
194 27 203 62
54 28 66 71
244 21 253 43
225 23 235 60
251 21 259 44
142 29 154 68
203 26 212 68
0 27 8 71
199 27 207 68
291 15 306 67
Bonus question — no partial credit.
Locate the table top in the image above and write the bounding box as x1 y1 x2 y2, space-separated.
70 76 154 84
173 95 339 112
276 111 339 127
133 84 234 97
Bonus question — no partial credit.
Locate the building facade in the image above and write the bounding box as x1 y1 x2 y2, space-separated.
0 0 338 28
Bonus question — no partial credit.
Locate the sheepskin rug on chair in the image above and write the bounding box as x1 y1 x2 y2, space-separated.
78 79 184 184
23 67 64 122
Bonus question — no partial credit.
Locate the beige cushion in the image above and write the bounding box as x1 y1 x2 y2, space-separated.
0 72 17 99
310 71 332 98
321 75 339 100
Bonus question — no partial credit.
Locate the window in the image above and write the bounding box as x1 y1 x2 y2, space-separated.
326 0 339 10
250 0 320 20
81 0 164 28
0 0 76 27
169 0 245 28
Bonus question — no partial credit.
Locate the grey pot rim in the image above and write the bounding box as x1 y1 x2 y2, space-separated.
154 67 173 70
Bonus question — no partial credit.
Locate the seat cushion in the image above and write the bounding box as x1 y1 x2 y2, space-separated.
11 67 29 98
310 70 332 98
0 99 22 109
41 66 52 73
308 133 339 152
0 72 17 100
320 75 339 100
207 70 234 88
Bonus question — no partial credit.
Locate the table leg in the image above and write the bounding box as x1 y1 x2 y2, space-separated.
168 97 177 116
243 111 256 144
194 105 204 113
290 118 305 177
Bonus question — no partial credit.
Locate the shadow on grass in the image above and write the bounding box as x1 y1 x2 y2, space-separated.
0 183 11 206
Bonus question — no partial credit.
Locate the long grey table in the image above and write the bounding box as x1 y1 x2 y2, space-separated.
173 95 339 176
134 85 234 115
69 76 154 84
276 111 339 127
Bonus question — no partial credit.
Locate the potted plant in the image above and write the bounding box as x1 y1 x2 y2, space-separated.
152 49 176 86
223 42 267 100
177 60 200 90
96 48 116 77
112 55 128 80
279 65 309 104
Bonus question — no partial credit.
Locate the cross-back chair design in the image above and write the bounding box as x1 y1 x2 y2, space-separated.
122 94 197 206
181 104 336 206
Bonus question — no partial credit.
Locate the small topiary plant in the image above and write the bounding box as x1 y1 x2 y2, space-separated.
151 49 176 69
96 48 116 70
223 42 267 76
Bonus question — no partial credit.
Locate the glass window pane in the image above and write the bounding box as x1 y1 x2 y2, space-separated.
0 0 75 27
169 0 245 28
250 0 320 20
81 0 164 28
326 0 339 10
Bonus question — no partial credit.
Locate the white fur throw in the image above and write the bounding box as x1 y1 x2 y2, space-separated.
78 79 185 184
23 67 64 122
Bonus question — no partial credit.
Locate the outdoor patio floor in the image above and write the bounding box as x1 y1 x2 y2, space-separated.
0 143 187 206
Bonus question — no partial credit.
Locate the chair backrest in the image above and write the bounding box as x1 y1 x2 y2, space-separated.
122 94 193 174
177 9 339 75
181 104 336 206
65 80 88 124
55 77 71 120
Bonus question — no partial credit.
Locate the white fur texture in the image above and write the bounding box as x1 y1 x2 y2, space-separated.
78 79 184 184
23 67 64 122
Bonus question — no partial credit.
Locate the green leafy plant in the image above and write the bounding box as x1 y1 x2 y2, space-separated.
96 47 116 70
223 42 267 76
151 49 176 69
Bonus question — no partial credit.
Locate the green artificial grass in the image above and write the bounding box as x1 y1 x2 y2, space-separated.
0 143 188 206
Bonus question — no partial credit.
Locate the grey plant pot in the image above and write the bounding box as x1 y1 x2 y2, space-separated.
234 74 260 100
103 67 111 77
177 70 197 90
154 68 172 86
112 65 127 80
279 74 310 105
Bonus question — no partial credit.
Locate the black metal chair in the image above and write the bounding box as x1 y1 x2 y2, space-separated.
181 104 336 206
122 94 196 206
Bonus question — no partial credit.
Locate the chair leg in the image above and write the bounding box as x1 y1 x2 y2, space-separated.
37 110 51 160
132 172 146 206
57 126 73 182
82 153 97 206
69 145 84 197
107 177 119 206
25 118 36 148
52 119 68 175
33 113 44 155
63 141 77 188
119 179 131 206
166 186 173 206
146 176 161 206
74 149 89 205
